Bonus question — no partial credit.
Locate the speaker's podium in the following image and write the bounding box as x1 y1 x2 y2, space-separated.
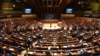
21 14 37 19
61 14 75 19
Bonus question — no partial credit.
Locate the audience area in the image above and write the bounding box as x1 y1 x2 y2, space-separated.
0 17 100 56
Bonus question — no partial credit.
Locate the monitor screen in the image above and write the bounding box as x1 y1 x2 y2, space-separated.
25 8 32 14
66 8 73 13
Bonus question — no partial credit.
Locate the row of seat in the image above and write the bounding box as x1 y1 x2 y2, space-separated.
0 17 100 56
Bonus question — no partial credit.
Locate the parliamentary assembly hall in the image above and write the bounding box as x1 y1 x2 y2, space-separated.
0 0 100 56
